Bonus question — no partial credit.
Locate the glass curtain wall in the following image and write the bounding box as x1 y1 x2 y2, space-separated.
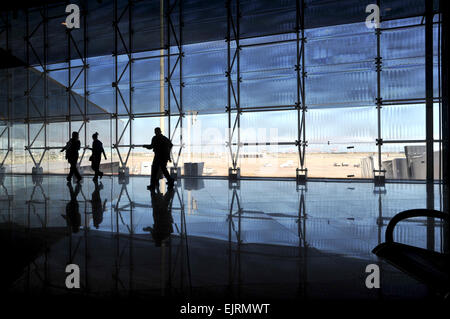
0 0 442 180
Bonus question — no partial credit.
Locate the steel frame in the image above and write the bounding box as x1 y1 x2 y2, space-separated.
374 0 441 186
226 0 241 180
24 3 89 174
296 0 307 183
225 0 308 182
373 0 384 184
166 0 184 176
440 0 449 253
425 0 435 248
66 2 89 169
111 0 184 178
113 0 134 174
0 0 442 186
0 13 12 171
24 6 49 172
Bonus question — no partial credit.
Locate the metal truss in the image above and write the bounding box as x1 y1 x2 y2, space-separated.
373 1 440 186
226 0 241 180
0 0 442 186
66 3 89 168
225 0 308 182
113 0 134 175
296 0 307 183
0 13 12 171
374 0 384 184
24 6 49 173
166 0 184 177
111 0 184 179
24 3 89 174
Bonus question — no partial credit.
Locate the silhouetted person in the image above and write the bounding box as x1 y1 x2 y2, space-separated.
61 131 82 183
143 188 175 247
62 182 82 233
91 181 107 229
88 132 107 182
144 127 174 191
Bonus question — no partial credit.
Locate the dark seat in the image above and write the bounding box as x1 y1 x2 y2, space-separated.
372 209 450 298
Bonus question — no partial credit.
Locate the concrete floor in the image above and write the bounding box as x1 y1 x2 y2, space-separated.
0 174 445 302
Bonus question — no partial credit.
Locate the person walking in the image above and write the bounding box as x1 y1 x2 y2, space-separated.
144 127 174 191
61 131 82 183
88 132 107 182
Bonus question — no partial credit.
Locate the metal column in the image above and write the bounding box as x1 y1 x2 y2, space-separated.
0 13 12 173
65 3 89 175
226 0 241 183
374 0 385 185
440 0 450 253
295 0 307 184
24 6 49 175
113 0 134 179
166 0 184 180
425 0 435 250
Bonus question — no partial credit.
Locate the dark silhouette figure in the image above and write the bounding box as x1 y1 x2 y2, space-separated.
143 188 175 247
88 132 107 182
61 131 82 183
144 127 174 191
91 181 107 229
62 182 82 233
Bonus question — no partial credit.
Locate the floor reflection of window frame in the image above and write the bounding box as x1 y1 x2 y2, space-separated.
226 183 310 298
375 183 386 299
297 184 307 298
111 180 192 296
0 174 13 223
166 184 192 296
112 179 139 294
227 183 242 297
22 176 93 293
25 175 49 292
66 184 90 292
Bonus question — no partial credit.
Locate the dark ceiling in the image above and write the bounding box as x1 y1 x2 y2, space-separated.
0 0 441 67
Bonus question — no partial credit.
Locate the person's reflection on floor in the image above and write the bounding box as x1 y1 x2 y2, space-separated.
91 181 107 229
62 182 82 233
143 188 175 247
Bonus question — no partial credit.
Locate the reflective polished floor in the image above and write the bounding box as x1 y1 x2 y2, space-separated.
0 174 446 301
